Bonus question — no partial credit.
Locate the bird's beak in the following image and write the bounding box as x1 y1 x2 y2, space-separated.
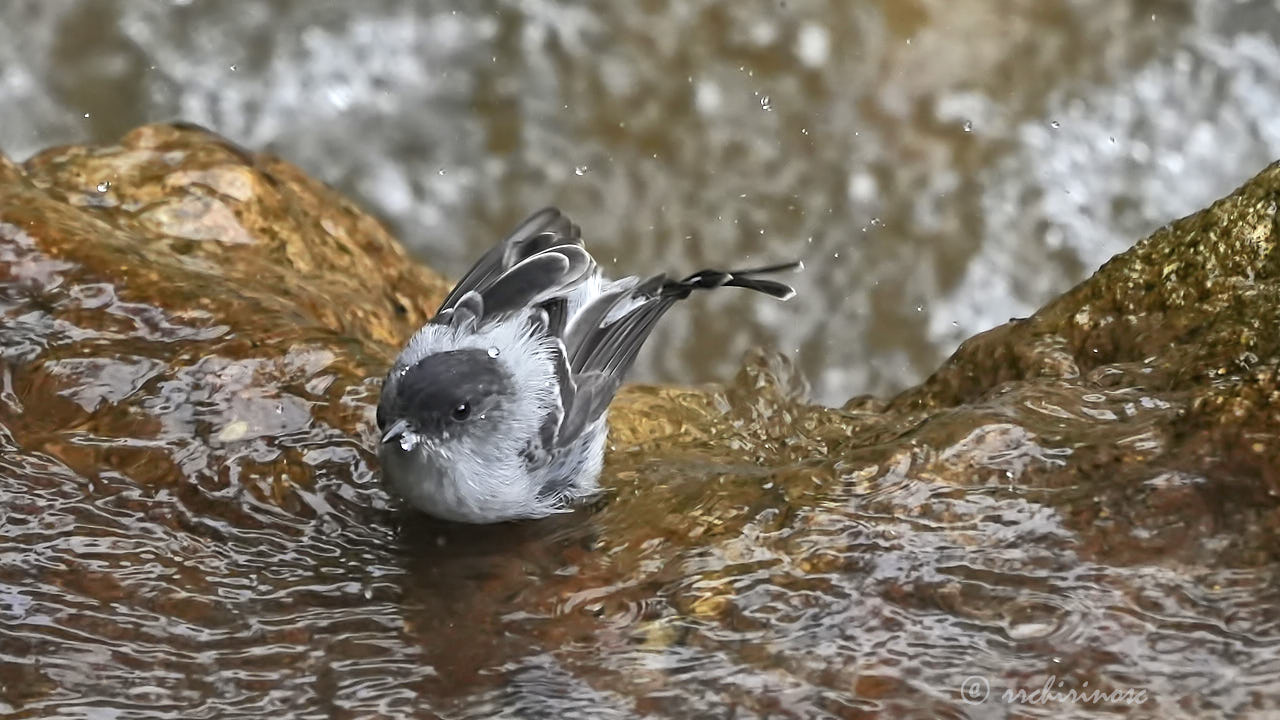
381 418 411 446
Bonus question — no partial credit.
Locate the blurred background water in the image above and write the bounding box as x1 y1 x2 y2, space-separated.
2 0 1279 403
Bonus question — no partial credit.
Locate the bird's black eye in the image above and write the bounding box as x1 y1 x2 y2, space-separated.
450 402 472 422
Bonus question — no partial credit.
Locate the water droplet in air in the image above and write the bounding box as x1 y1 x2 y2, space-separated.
83 112 90 119
962 120 973 133
229 64 237 71
96 181 110 193
1049 120 1061 129
437 168 447 176
487 347 500 358
760 95 773 111
574 165 588 176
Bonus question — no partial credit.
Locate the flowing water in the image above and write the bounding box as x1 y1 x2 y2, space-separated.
3 2 1280 719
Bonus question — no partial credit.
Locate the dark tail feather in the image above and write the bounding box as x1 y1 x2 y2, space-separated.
668 260 803 301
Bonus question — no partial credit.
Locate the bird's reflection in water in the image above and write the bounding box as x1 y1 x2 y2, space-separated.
392 505 605 700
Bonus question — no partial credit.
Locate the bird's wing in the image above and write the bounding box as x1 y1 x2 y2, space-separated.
432 207 587 321
543 262 802 451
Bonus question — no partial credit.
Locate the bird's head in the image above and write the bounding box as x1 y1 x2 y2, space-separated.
376 347 517 460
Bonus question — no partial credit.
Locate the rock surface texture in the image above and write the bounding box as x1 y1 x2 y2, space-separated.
1 125 1278 717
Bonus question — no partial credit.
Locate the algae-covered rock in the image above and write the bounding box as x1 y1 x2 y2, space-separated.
2 125 1278 717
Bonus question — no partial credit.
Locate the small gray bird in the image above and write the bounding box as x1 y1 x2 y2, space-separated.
377 208 800 523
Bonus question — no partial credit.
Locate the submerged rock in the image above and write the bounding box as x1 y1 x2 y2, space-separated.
2 124 1278 717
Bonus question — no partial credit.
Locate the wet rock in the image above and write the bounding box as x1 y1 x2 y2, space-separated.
2 123 449 516
2 125 1278 717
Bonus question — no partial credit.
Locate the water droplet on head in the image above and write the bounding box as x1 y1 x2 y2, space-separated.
574 165 588 176
487 347 500 358
760 95 773 111
96 181 110 193
962 120 973 133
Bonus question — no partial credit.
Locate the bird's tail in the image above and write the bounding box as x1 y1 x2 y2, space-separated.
563 257 802 383
664 260 804 301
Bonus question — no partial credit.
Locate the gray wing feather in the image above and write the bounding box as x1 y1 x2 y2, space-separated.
480 252 570 317
481 245 594 317
569 289 677 378
539 277 680 451
560 280 639 370
546 262 799 450
540 296 569 338
556 371 618 443
500 209 580 267
433 207 583 318
448 291 484 332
